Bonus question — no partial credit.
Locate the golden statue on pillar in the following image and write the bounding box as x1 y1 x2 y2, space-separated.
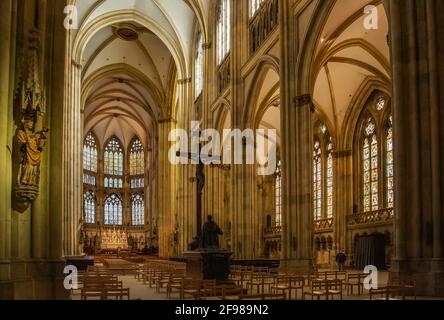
13 28 48 212
16 117 48 186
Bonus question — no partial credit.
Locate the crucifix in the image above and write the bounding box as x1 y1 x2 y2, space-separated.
176 137 220 247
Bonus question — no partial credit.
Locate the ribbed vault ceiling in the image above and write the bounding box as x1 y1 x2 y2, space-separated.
76 0 198 149
312 0 390 132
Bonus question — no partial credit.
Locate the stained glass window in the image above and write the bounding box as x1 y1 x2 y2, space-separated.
83 132 98 173
131 178 144 189
216 0 231 65
275 161 282 227
250 0 265 17
326 138 334 218
195 32 204 98
104 194 123 225
386 117 394 208
104 138 123 176
104 177 123 189
313 141 322 220
130 138 144 176
363 118 378 212
131 194 145 226
83 174 96 186
376 96 386 111
84 191 95 224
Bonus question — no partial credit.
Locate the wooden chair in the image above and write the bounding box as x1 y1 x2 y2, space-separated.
167 276 193 299
219 285 245 300
346 273 367 295
390 276 417 300
303 280 328 300
199 280 217 300
81 287 130 300
326 279 343 300
238 293 286 300
181 279 202 300
369 286 405 300
246 272 264 294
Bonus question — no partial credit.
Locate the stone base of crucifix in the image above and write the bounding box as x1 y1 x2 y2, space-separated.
183 249 234 285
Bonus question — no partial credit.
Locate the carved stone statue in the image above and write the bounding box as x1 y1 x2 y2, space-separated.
201 215 223 249
16 118 48 187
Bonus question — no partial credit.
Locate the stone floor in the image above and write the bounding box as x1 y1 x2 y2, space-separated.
71 269 443 301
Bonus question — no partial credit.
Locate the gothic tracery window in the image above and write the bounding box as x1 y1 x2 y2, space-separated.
131 194 145 226
83 132 98 186
104 193 123 225
129 138 145 189
386 117 394 208
216 0 231 65
195 31 204 98
104 137 123 188
313 124 334 221
84 132 98 172
357 93 394 213
84 191 95 224
362 117 378 212
326 138 334 218
313 141 322 220
275 160 282 227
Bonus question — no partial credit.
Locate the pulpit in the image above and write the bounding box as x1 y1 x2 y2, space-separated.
184 249 233 284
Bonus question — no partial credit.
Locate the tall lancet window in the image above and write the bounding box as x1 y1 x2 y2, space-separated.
129 138 144 189
104 137 123 189
104 194 123 225
216 0 231 65
363 118 378 212
313 140 322 220
313 124 335 221
275 160 282 227
250 0 265 17
386 116 394 208
195 32 204 98
83 132 98 186
84 191 95 224
131 194 145 226
326 137 334 218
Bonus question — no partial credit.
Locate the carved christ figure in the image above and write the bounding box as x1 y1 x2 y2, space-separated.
16 119 48 186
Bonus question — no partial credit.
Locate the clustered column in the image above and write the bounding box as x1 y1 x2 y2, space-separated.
387 0 444 294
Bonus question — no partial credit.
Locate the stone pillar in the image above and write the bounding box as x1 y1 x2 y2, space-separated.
157 118 176 257
334 150 353 253
63 61 83 257
279 0 313 271
387 0 444 295
0 0 13 275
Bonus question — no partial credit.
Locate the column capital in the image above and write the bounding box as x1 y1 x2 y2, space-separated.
72 59 83 70
294 94 315 113
202 42 212 50
158 117 177 124
177 78 192 85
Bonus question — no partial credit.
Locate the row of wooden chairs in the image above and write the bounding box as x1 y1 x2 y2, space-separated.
78 267 130 300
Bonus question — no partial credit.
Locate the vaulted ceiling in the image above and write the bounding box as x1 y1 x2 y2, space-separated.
311 0 390 134
75 0 199 150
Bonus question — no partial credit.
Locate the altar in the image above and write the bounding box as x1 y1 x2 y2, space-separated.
101 227 128 250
